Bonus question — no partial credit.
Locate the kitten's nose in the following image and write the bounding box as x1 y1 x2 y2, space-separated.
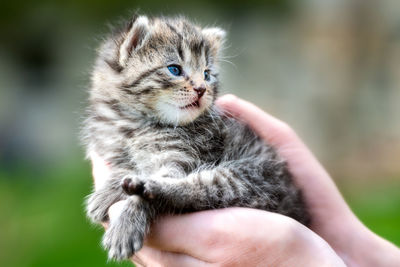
193 85 206 98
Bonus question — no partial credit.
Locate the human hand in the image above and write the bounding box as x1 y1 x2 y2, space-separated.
92 153 345 266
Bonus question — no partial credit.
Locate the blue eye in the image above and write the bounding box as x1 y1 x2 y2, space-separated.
167 65 182 76
204 70 210 81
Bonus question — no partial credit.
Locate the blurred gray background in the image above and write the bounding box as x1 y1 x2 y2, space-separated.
1 0 399 266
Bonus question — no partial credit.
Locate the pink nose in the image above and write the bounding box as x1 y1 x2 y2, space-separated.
193 86 206 98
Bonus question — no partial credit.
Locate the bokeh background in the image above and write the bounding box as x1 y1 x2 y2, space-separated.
1 0 399 266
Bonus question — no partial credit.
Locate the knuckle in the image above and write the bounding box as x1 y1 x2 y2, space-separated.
277 217 303 245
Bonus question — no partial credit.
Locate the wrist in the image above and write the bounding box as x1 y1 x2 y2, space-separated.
334 216 400 267
353 225 400 267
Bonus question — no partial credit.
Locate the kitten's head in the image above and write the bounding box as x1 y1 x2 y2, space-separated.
92 15 225 125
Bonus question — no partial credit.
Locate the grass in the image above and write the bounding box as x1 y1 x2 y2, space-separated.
0 161 132 267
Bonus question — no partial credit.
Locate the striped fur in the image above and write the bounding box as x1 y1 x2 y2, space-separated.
83 15 309 261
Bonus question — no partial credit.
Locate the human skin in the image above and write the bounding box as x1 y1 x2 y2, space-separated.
92 94 400 266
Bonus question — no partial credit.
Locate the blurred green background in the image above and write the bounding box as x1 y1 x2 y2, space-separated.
1 0 399 266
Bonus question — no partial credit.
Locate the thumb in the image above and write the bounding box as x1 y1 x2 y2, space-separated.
215 94 298 148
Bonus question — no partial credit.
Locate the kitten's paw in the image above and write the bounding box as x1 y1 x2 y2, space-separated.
121 177 161 200
142 180 161 200
86 192 109 223
121 177 144 195
102 219 144 261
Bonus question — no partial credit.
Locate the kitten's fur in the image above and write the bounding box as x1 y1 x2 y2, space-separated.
83 15 309 261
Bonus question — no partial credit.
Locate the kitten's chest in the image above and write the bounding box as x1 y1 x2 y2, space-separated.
131 125 225 172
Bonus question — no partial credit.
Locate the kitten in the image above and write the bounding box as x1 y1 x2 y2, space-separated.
83 15 309 261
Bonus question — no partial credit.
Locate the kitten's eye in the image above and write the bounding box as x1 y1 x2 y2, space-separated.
167 65 182 76
204 70 210 81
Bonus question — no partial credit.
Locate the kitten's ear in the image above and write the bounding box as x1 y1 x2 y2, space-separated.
202 27 226 56
119 16 151 66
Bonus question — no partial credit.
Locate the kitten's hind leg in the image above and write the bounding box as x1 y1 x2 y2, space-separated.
102 195 155 260
86 173 136 223
86 178 125 223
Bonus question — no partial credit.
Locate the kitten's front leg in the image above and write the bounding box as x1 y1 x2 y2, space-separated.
128 164 308 224
103 195 156 260
122 165 256 211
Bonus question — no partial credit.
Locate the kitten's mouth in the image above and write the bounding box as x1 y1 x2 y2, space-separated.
180 100 200 109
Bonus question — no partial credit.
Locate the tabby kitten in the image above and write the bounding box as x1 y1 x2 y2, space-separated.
83 15 309 261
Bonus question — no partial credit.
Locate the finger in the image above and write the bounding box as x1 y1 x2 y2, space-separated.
215 94 300 148
145 208 284 261
133 246 210 267
215 94 318 182
145 210 222 258
145 208 248 260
